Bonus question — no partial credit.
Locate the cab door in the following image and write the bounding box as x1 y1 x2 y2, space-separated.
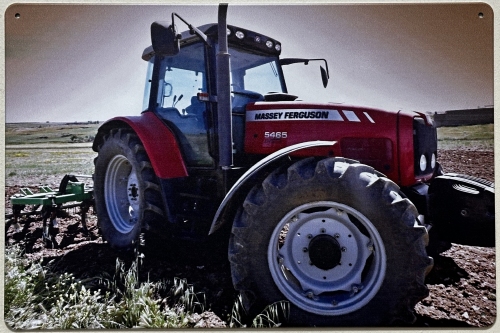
154 42 214 167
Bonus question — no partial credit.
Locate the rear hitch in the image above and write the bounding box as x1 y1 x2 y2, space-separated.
428 173 495 247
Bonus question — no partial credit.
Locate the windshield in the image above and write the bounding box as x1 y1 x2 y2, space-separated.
229 47 285 96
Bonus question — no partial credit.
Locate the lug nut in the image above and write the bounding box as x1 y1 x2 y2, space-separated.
341 247 347 252
303 247 308 252
334 233 340 238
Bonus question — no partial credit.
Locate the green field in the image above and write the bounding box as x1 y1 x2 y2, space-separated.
5 147 96 181
6 122 100 145
437 123 494 150
5 123 99 185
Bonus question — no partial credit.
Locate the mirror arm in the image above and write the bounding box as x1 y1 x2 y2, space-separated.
280 58 330 78
172 12 211 46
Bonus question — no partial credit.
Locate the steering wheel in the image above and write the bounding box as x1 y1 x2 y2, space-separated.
231 90 264 101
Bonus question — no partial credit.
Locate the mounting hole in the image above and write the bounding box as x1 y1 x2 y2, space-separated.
478 12 484 18
15 13 20 19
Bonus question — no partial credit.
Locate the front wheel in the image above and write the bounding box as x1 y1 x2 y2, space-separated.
94 128 164 249
229 157 433 326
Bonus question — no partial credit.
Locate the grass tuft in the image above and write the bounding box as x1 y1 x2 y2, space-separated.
230 294 290 328
5 245 286 329
5 246 208 329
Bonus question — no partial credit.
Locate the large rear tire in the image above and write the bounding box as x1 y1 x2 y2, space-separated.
229 157 432 326
94 128 164 249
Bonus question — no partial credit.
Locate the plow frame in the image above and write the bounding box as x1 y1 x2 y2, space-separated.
6 174 95 248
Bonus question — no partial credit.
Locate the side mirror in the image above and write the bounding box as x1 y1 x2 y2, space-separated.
151 21 180 56
280 58 330 89
320 66 329 88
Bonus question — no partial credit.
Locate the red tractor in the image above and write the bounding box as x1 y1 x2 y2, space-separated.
92 5 494 326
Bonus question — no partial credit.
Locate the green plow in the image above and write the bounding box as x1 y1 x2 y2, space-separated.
6 174 94 248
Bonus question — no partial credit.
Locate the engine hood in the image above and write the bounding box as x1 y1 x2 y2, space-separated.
242 100 425 186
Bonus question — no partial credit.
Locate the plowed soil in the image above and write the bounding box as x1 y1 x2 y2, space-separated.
4 148 495 328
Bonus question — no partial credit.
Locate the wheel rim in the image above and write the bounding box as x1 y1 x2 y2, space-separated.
268 201 386 316
104 155 141 234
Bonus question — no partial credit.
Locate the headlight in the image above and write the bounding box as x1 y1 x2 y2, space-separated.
419 154 427 172
235 31 245 39
430 153 436 169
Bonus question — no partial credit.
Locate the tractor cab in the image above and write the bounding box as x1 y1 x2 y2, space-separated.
141 23 323 168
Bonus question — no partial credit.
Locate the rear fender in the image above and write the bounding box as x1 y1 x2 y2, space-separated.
93 112 188 179
209 141 336 235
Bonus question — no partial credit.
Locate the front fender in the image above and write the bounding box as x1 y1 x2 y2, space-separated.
209 140 336 235
93 112 188 179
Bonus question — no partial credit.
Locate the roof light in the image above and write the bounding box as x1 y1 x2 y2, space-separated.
254 35 261 43
235 31 245 39
265 40 273 48
275 43 281 51
226 28 231 36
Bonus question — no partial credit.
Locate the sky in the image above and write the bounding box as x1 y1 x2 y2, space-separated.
4 3 494 123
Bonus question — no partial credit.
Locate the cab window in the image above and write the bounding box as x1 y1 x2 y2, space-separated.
155 42 213 167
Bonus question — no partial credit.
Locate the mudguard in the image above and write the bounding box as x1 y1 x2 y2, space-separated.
428 173 495 247
93 111 188 179
209 140 336 234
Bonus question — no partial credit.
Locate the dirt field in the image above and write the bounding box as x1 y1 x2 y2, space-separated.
4 147 495 328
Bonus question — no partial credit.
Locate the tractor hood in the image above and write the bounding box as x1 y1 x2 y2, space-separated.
243 100 401 155
242 100 429 186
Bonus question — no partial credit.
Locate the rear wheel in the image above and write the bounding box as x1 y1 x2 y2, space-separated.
229 157 432 326
94 128 164 249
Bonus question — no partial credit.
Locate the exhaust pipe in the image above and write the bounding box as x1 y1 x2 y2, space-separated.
216 3 233 168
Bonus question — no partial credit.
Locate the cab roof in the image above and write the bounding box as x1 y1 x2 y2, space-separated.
142 23 281 61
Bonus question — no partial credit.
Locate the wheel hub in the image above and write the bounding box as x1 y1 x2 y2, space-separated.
308 234 342 270
128 184 138 199
269 202 387 316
